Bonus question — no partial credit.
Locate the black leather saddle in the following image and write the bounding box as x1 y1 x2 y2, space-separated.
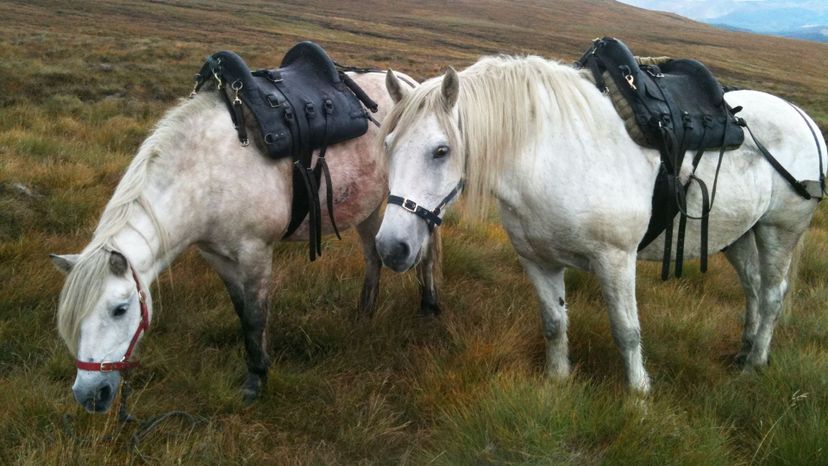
193 42 380 261
576 37 745 279
577 37 744 152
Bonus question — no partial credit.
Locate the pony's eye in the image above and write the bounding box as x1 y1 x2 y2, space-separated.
433 145 450 158
113 304 128 317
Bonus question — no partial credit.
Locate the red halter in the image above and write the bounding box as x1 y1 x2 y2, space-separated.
75 267 149 372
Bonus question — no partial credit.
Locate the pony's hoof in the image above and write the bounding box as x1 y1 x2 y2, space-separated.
241 373 264 405
420 301 442 318
242 389 259 405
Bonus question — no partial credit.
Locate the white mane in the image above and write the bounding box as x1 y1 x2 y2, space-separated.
380 55 608 220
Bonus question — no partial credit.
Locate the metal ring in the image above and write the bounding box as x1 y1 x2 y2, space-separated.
231 80 243 91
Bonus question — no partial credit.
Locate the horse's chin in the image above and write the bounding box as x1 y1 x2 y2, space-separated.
384 253 419 273
81 397 114 414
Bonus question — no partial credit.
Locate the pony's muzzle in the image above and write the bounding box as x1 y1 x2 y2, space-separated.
376 237 414 272
73 372 119 413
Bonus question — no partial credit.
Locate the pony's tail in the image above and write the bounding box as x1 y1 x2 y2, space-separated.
783 231 808 320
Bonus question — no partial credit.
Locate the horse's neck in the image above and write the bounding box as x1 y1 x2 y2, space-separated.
94 98 224 284
493 75 656 201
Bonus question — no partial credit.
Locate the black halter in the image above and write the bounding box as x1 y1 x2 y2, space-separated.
387 179 465 231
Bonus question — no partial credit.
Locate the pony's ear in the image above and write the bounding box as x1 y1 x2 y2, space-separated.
109 251 128 276
386 69 408 103
441 66 460 110
50 254 80 275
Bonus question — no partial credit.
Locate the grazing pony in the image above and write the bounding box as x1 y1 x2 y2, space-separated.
376 56 825 393
51 70 439 413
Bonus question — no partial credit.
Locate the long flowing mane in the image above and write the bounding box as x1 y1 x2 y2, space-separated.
380 55 607 220
57 93 218 355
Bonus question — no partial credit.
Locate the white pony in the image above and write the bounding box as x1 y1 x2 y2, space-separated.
50 70 439 413
376 56 825 393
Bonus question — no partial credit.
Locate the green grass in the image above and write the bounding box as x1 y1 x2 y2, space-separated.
1 0 827 464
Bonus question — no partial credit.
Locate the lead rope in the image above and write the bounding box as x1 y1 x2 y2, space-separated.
117 373 207 462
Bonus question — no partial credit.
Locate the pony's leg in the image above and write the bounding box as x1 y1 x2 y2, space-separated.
355 206 383 316
200 247 273 403
519 257 570 378
594 250 651 393
745 224 803 369
416 228 443 317
723 231 762 363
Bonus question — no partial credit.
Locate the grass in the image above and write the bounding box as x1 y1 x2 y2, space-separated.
1 0 827 464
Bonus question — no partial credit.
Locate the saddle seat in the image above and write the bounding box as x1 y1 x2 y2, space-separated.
577 37 744 152
194 41 373 160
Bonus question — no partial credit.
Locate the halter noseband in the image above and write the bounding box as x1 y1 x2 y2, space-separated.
75 265 149 372
387 179 464 231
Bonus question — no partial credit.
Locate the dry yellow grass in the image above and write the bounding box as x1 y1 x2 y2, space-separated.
1 1 827 464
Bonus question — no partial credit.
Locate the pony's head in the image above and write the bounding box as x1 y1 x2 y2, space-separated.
377 57 548 271
51 248 152 413
375 68 465 272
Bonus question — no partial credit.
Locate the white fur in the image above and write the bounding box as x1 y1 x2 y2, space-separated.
53 71 422 412
377 56 826 393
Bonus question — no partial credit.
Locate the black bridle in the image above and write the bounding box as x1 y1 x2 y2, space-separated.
387 179 465 231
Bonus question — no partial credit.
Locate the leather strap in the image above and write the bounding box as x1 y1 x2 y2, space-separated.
388 179 465 232
740 119 812 200
75 266 148 372
787 102 824 195
339 71 379 113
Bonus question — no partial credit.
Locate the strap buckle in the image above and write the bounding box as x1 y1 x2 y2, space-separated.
99 361 118 373
401 198 418 213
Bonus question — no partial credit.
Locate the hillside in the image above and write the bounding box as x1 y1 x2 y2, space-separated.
1 0 827 464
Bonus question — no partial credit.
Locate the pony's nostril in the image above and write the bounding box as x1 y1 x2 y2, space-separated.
391 241 410 260
96 384 112 402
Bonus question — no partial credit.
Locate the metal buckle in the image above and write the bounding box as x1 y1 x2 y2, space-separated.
402 198 418 213
625 73 637 90
100 362 115 372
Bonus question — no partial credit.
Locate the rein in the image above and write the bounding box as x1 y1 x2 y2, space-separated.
75 265 149 372
388 179 464 231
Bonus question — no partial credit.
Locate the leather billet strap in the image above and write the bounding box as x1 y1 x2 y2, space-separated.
739 118 814 200
388 179 465 231
787 102 825 195
75 266 149 372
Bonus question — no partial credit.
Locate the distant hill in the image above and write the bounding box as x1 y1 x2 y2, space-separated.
710 6 828 42
712 7 828 34
619 0 828 43
777 26 828 43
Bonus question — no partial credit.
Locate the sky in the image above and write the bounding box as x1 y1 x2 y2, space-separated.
616 0 828 21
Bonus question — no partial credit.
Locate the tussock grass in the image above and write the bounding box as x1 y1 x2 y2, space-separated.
1 0 827 464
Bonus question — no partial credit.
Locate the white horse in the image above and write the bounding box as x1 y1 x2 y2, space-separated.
376 56 826 393
50 70 439 413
